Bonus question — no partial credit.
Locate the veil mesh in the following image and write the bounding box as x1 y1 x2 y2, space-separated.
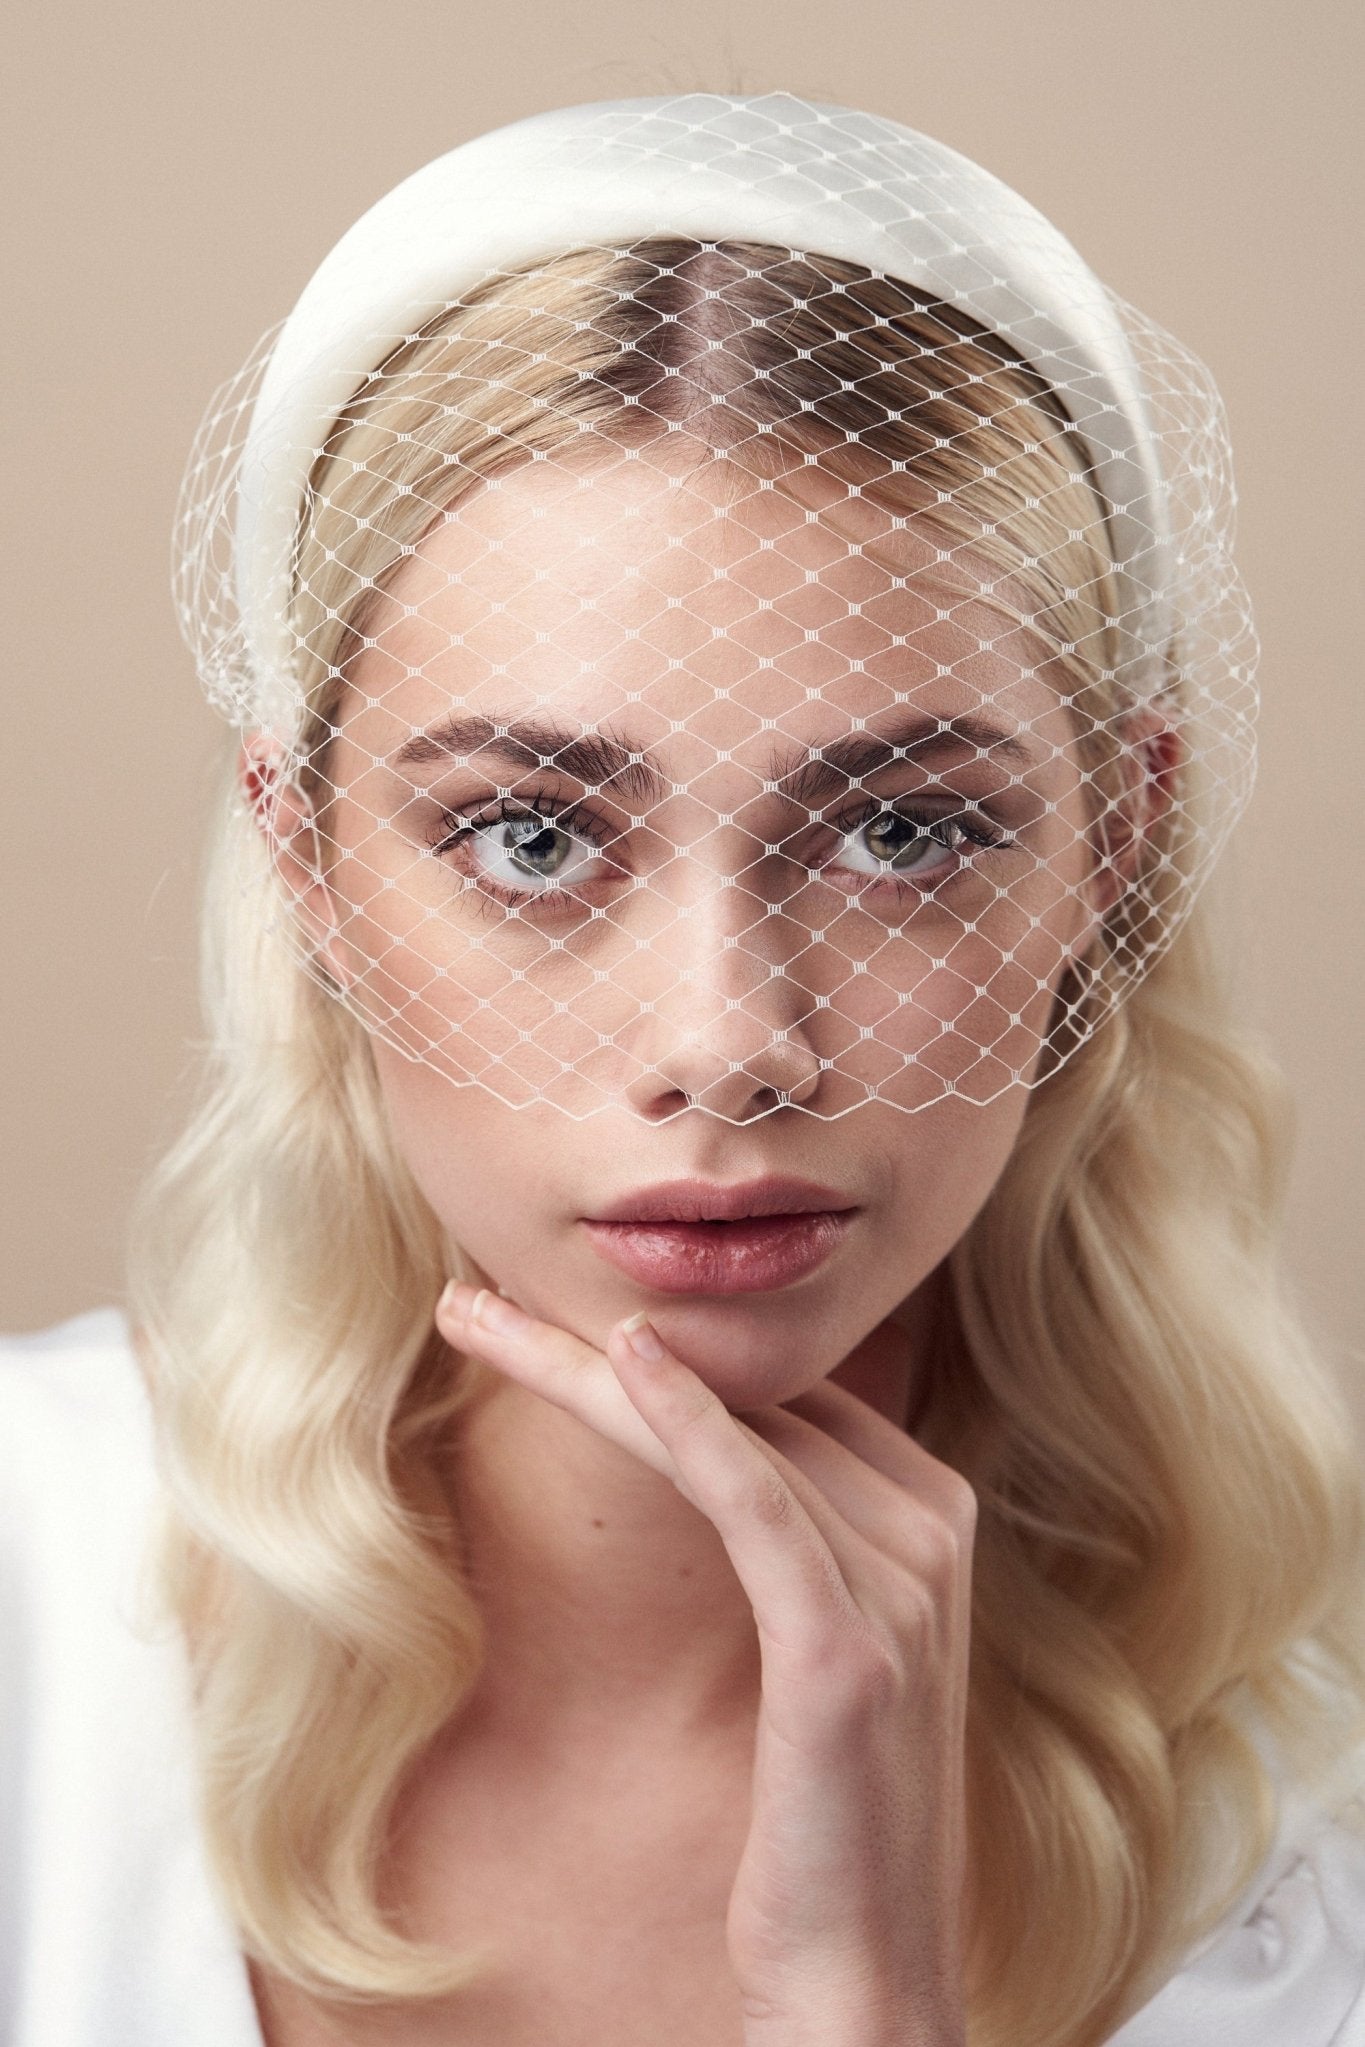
172 94 1258 1123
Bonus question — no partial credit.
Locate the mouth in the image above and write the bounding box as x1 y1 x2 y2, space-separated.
580 1177 858 1295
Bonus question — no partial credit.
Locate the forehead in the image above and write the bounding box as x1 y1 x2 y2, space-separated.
341 437 1070 761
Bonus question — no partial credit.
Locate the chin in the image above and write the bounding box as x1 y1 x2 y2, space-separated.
615 1303 844 1410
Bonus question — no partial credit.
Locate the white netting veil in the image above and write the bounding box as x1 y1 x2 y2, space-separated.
173 92 1258 1122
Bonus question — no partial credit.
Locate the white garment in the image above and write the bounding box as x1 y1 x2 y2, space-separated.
2 1306 1364 2046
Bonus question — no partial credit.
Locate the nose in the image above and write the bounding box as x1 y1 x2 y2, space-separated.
619 845 823 1123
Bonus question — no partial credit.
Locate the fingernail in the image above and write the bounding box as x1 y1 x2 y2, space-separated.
471 1286 523 1334
437 1280 465 1322
620 1311 665 1362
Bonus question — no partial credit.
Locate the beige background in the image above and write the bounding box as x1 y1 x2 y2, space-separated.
3 0 1361 1425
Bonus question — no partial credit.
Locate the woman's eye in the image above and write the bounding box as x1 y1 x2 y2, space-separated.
427 798 611 901
825 807 1008 887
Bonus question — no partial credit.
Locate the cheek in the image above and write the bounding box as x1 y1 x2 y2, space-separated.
880 1090 1029 1278
320 811 558 1098
370 1041 563 1263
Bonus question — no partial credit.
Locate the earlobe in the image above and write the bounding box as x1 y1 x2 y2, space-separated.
238 732 357 990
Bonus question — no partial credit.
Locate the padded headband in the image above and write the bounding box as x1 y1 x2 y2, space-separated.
232 92 1175 734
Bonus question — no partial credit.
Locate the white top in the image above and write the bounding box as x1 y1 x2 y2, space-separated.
3 1306 1364 2046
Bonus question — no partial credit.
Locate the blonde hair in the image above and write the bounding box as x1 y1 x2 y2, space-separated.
128 241 1365 2046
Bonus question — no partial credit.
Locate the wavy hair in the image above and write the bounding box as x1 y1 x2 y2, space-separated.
127 241 1365 2046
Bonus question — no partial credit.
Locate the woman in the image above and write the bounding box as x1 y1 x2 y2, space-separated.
5 93 1365 2047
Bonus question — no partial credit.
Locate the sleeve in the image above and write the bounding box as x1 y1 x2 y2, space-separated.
1106 1791 1365 2045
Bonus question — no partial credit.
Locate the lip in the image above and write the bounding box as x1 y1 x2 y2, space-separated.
580 1177 859 1295
586 1176 854 1225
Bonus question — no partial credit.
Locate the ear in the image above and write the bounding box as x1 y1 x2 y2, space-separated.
1067 704 1184 962
239 731 359 991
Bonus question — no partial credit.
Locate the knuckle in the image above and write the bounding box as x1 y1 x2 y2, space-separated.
897 1572 942 1639
848 1630 906 1707
789 1614 904 1718
907 1483 977 1584
942 1469 979 1540
745 1462 800 1533
666 1380 720 1443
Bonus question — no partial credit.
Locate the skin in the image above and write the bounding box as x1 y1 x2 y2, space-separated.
240 436 1174 2046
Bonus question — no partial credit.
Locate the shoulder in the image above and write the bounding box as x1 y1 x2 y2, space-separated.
0 1310 156 1522
0 1313 264 2044
0 1304 151 1431
0 1305 164 1673
1108 1746 1365 2044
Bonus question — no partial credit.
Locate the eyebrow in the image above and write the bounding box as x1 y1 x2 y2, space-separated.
386 709 1045 807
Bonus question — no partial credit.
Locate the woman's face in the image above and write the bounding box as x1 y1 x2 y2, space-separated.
259 437 1119 1406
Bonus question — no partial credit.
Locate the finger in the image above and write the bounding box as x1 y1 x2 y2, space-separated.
606 1318 873 1659
741 1402 975 1583
780 1379 978 1536
434 1281 679 1485
436 1286 865 1552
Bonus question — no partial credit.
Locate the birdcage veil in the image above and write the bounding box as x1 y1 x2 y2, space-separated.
172 91 1258 1122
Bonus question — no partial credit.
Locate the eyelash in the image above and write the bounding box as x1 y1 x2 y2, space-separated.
422 788 1015 912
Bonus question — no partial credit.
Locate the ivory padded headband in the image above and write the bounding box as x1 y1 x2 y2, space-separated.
232 92 1175 736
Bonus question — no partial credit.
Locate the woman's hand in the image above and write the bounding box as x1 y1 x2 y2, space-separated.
434 1282 974 2047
